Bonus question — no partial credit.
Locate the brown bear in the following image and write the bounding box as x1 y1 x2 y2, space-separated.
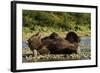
27 31 80 55
41 32 80 54
27 32 50 56
65 31 80 54
27 32 42 50
65 31 80 43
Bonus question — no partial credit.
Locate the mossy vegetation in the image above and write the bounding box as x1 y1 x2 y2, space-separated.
22 10 91 40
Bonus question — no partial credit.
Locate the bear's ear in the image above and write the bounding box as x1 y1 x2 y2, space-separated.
35 32 43 39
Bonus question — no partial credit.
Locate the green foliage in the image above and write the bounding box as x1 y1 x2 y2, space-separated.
22 10 91 38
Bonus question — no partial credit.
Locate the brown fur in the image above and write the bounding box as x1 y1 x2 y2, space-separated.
65 31 80 43
27 32 50 56
27 32 42 50
27 32 80 55
41 32 80 54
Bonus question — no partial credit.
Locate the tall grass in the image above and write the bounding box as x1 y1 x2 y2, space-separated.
23 25 90 41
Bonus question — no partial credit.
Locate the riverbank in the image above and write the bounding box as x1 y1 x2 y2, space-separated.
22 33 91 62
22 48 91 63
